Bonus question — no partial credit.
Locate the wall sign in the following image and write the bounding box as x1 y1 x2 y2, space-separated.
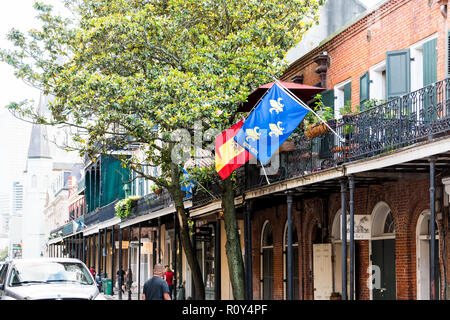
346 215 371 240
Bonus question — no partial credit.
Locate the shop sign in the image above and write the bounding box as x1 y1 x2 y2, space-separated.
194 226 212 241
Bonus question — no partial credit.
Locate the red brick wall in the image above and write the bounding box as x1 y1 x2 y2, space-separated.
282 0 447 105
251 178 448 300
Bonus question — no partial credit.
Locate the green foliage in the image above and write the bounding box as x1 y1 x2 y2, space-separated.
115 195 140 219
339 100 360 116
303 93 334 129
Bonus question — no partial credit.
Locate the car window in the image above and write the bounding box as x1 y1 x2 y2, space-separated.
11 261 94 285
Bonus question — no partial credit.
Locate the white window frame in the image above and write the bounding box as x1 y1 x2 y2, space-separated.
334 79 351 119
369 60 386 102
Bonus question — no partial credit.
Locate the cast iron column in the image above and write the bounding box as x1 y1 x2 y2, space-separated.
97 230 101 280
173 212 177 299
244 200 253 300
158 217 161 263
286 190 294 300
128 225 132 300
215 218 221 300
111 226 115 296
104 227 107 278
349 176 355 300
82 234 86 263
340 178 347 300
138 223 141 300
429 157 436 300
118 227 123 300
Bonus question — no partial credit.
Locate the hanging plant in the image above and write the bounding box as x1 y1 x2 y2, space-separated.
151 184 163 195
187 218 195 236
115 196 141 219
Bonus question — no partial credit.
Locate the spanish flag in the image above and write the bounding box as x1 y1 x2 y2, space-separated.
215 120 253 180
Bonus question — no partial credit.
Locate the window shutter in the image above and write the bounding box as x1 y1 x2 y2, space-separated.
344 82 352 106
359 72 370 109
321 89 335 111
423 38 437 86
386 49 411 100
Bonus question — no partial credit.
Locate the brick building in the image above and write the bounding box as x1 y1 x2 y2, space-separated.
245 0 450 300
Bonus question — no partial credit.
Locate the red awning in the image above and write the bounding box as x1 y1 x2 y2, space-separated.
238 81 325 112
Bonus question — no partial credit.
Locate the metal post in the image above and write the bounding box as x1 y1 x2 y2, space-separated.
430 157 436 300
118 227 123 300
138 223 141 300
111 227 115 296
215 218 221 300
340 178 348 300
98 230 101 280
173 212 177 299
104 227 107 278
128 226 132 300
245 200 253 300
349 176 355 300
158 217 161 263
82 234 86 264
93 235 96 272
287 190 294 300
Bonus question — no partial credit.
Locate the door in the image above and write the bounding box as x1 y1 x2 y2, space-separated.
371 239 396 300
313 243 333 300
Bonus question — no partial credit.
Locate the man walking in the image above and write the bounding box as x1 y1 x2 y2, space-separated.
142 264 171 300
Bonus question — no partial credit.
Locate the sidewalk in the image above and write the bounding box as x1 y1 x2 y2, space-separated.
103 285 140 300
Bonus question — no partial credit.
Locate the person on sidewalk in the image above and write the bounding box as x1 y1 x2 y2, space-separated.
142 264 171 300
163 265 174 299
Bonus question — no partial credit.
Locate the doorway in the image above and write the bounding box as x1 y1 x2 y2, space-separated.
370 202 396 300
416 211 440 300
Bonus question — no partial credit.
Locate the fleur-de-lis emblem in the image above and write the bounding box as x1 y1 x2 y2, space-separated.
269 122 284 138
245 127 261 142
269 98 284 114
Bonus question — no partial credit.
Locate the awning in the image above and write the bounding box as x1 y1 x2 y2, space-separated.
238 81 325 112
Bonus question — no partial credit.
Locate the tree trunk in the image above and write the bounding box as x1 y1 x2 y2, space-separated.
170 163 205 300
221 175 245 300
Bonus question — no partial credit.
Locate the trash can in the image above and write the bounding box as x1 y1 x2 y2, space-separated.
102 278 112 295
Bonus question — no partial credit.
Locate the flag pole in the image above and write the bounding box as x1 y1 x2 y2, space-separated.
260 162 271 185
180 166 219 200
273 77 346 143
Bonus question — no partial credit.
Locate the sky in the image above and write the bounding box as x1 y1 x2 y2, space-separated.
0 0 382 249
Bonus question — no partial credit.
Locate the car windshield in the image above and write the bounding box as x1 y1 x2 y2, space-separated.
8 261 94 286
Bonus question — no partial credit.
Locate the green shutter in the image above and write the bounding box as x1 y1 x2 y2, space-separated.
344 82 351 106
318 89 335 159
359 72 370 109
423 38 437 86
386 49 411 100
321 89 335 111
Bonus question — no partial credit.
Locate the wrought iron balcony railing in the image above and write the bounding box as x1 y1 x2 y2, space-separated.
244 77 450 190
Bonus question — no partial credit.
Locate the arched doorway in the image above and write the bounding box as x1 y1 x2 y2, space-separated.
260 221 274 300
370 202 396 300
416 210 440 300
283 222 299 299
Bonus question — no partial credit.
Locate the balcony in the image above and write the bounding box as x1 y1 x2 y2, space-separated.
84 201 118 226
119 189 174 221
244 77 450 190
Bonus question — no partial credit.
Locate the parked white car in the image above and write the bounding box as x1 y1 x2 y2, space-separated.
0 258 106 300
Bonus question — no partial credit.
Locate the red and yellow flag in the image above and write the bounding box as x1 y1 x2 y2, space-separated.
215 120 253 180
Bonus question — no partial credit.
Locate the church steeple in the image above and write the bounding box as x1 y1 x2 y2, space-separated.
27 93 52 159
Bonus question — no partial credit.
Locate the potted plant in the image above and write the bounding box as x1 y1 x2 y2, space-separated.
330 292 342 300
304 94 335 139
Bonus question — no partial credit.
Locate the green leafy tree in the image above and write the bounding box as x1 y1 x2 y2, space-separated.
1 0 324 299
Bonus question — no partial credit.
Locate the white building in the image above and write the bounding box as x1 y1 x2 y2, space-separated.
8 181 24 259
0 192 10 238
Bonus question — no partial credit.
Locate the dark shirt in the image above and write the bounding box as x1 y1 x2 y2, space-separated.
143 276 170 300
117 270 125 283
